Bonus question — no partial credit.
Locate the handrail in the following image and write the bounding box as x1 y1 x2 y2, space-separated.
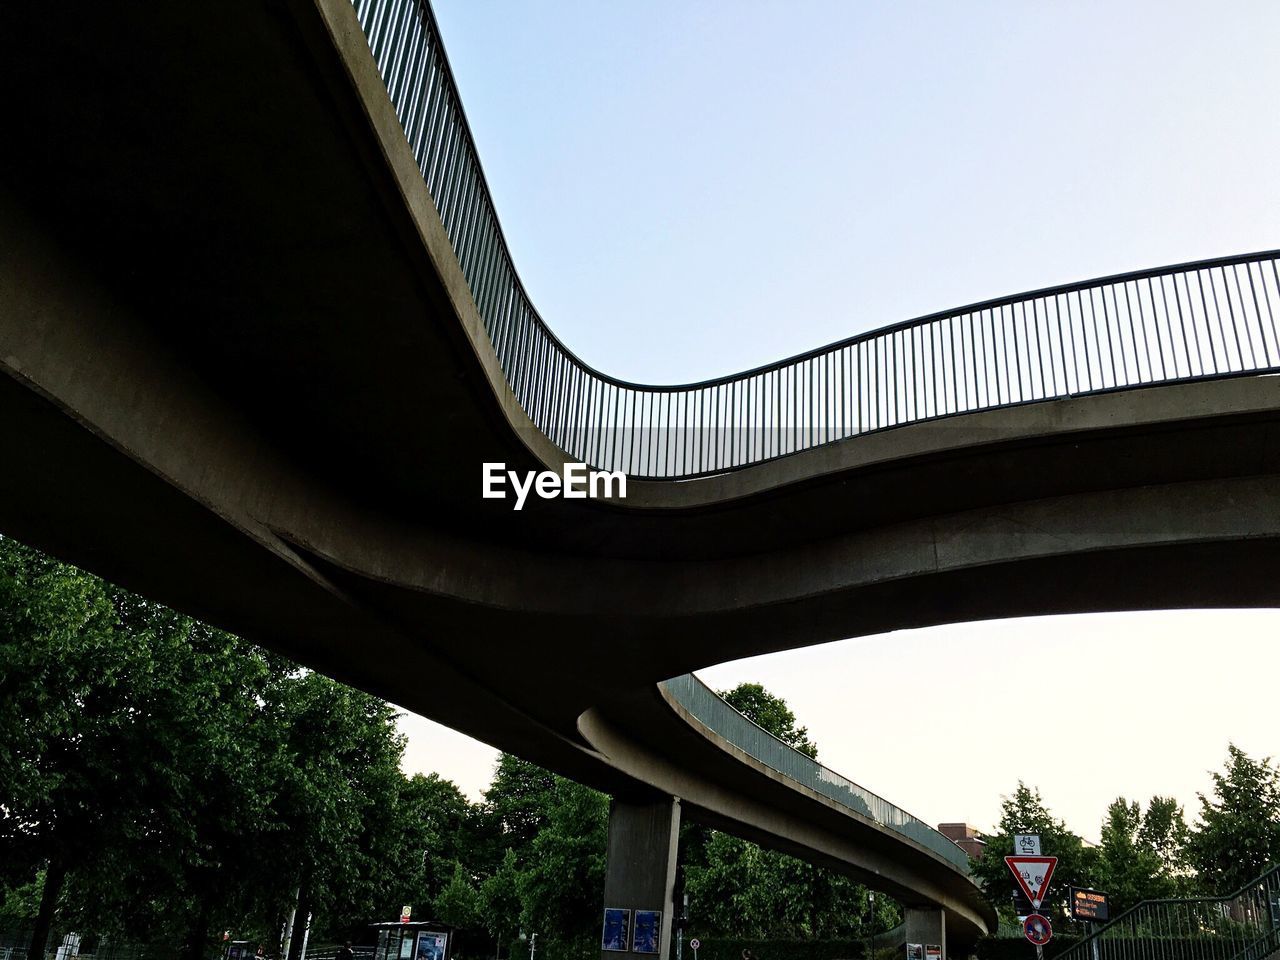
351 0 1280 479
1228 926 1280 960
1054 864 1280 960
661 674 971 872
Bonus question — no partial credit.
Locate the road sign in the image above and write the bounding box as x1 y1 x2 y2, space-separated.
1006 856 1057 910
1023 914 1052 947
1070 887 1111 923
689 941 700 952
1012 885 1036 918
1015 834 1042 857
400 905 412 923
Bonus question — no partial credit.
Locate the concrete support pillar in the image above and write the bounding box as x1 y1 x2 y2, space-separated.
904 907 947 960
600 797 681 960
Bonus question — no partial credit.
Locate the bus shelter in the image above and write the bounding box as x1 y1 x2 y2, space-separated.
371 923 453 960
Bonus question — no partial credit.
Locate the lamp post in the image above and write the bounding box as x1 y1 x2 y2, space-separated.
677 892 688 960
865 891 876 960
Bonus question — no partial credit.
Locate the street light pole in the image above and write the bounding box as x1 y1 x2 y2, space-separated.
677 893 688 960
866 891 876 960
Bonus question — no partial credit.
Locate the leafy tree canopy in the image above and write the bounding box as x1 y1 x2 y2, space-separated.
1095 797 1186 912
718 683 818 759
969 782 1098 921
1185 744 1280 893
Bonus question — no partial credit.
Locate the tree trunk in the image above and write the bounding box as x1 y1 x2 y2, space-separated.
280 887 301 959
29 857 67 960
286 889 312 960
182 888 215 960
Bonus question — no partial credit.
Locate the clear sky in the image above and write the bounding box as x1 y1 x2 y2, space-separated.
398 0 1280 844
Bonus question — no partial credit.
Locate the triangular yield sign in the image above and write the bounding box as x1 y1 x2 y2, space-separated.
1005 856 1057 909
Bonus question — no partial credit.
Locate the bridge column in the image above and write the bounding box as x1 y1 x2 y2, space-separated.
905 907 946 960
600 796 681 960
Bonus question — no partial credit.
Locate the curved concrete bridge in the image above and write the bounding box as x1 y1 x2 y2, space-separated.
3 0 1280 949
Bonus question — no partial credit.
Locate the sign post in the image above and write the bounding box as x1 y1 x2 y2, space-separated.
690 938 701 960
1070 889 1110 960
1007 854 1057 959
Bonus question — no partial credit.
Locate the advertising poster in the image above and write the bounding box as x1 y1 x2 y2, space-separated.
415 932 447 960
632 910 662 954
906 944 924 960
602 908 631 952
926 945 942 960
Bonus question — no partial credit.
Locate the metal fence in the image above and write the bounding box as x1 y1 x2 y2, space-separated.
661 674 970 872
302 946 375 960
351 0 1280 479
0 932 157 960
1055 866 1280 960
0 936 373 960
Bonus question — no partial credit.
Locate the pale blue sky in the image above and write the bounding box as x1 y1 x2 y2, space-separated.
399 1 1280 841
431 0 1280 383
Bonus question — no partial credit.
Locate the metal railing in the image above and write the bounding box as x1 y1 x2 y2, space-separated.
351 0 1280 479
302 947 375 960
1055 866 1280 960
0 931 158 960
661 674 970 872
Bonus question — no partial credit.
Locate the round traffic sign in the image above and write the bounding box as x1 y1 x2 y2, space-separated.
690 940 701 951
1023 914 1052 946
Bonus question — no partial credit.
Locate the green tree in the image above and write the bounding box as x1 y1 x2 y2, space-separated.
684 832 773 935
480 849 524 956
681 682 817 874
435 861 482 929
1186 745 1280 893
1095 798 1180 912
0 538 120 954
683 831 894 941
969 783 1098 921
0 870 42 924
0 537 421 955
379 772 477 923
484 754 558 859
261 671 409 953
519 778 609 950
719 683 818 759
1139 796 1191 880
75 599 290 957
0 540 274 958
681 684 890 941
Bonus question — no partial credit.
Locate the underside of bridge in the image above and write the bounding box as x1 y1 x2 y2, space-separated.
4 0 1280 948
